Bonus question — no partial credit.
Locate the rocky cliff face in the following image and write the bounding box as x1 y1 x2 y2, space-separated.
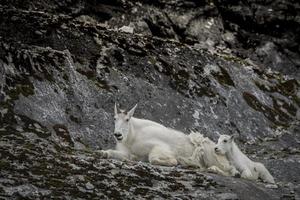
0 0 299 199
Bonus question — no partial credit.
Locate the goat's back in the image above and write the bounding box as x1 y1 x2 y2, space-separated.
132 124 194 157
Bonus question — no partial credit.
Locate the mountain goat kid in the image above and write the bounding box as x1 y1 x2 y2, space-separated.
215 135 275 184
179 131 240 177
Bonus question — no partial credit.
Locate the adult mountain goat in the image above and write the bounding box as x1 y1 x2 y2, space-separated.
99 104 194 166
98 104 237 176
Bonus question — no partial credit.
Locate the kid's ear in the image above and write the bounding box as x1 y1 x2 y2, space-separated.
127 104 138 118
229 134 238 141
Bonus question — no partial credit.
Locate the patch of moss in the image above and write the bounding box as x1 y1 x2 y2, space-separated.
255 78 300 107
65 107 71 115
254 81 274 93
277 79 299 96
133 187 150 196
212 66 235 87
62 73 69 81
242 92 292 127
172 69 190 91
293 96 300 107
187 85 212 98
272 97 297 117
156 56 173 76
149 56 157 65
18 114 51 138
0 159 10 169
168 182 186 191
47 178 67 188
53 124 74 147
94 79 111 91
0 104 17 127
34 68 55 82
77 69 95 80
7 82 35 100
220 54 248 65
23 142 36 150
76 68 112 91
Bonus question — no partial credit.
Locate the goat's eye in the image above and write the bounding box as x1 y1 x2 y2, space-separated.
223 140 227 143
126 118 129 122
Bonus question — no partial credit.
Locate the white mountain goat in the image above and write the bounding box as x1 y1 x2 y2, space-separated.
98 104 194 166
98 104 238 177
179 131 240 177
215 135 275 184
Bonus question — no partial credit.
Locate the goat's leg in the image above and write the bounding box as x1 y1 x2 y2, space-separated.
241 169 256 180
207 165 229 176
177 156 203 169
97 149 130 161
229 166 241 177
177 156 194 167
148 146 177 166
255 162 275 184
211 152 239 177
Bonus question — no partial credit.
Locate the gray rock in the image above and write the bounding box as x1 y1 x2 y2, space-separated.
0 0 299 199
85 182 95 190
216 193 238 200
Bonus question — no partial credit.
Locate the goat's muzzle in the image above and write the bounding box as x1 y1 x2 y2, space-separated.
114 132 123 141
214 147 220 153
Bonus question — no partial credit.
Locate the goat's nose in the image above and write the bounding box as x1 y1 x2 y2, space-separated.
114 132 122 137
214 147 218 151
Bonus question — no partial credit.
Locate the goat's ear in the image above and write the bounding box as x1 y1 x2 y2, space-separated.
229 135 235 142
127 104 137 118
114 103 119 115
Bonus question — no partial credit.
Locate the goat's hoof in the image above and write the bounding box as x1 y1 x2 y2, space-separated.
234 173 241 178
96 150 108 159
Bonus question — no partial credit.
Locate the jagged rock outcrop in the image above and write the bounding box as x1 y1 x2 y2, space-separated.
0 0 299 199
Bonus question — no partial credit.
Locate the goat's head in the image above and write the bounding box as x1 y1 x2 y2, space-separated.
113 103 137 142
214 134 234 155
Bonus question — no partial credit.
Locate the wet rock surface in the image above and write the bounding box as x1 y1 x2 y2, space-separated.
0 0 300 199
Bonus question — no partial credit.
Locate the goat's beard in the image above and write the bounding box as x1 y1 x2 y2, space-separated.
215 149 226 155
